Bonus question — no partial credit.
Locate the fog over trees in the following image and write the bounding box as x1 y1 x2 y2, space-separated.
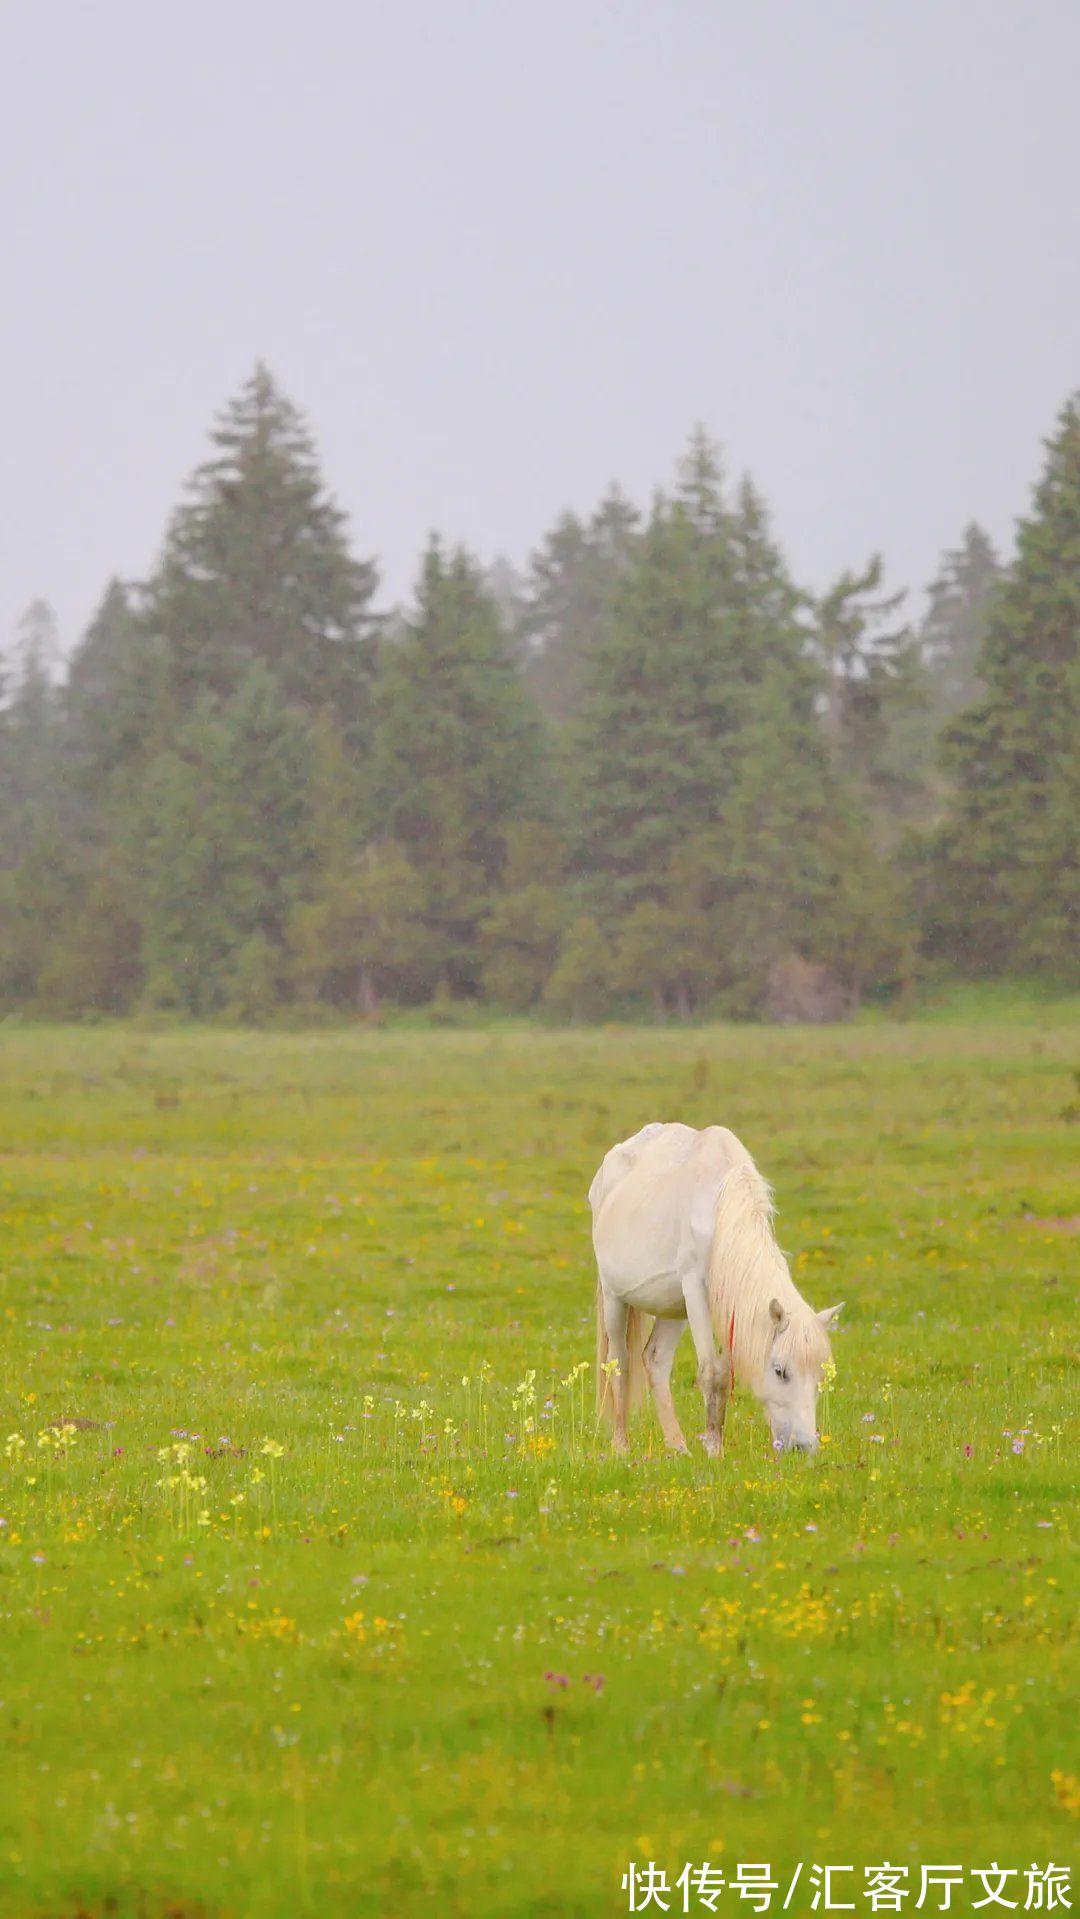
1 366 1075 1021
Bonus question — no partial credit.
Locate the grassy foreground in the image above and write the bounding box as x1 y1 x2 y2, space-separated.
0 1019 1076 1917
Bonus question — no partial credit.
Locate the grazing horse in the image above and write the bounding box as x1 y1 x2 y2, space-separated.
590 1122 842 1456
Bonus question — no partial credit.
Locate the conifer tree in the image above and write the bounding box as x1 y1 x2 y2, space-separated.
920 523 1002 719
814 558 933 836
574 437 818 915
928 397 1080 975
131 664 313 1012
520 486 639 722
572 446 734 908
0 603 70 1004
146 364 377 729
2 603 61 851
373 541 545 993
64 580 166 813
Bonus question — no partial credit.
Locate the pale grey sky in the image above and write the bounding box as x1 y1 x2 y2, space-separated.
3 0 1079 655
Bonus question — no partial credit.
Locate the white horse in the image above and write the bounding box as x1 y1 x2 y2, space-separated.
590 1122 842 1456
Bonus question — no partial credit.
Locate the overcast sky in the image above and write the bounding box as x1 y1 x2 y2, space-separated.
3 0 1079 656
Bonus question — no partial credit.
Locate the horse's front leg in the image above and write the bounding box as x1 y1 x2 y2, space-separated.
643 1316 689 1453
682 1273 730 1458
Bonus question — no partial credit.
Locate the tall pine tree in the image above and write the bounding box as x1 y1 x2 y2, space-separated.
0 602 71 1006
920 523 1002 719
146 364 378 731
573 439 736 908
574 438 815 909
573 435 900 1011
814 558 933 838
373 541 545 994
928 397 1080 976
64 579 166 814
519 486 640 723
130 664 314 1013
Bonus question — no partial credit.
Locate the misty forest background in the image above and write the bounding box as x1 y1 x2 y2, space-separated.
2 368 1077 1024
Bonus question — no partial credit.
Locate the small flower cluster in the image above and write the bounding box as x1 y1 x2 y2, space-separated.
544 1669 605 1692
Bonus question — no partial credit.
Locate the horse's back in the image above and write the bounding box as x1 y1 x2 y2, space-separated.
588 1121 694 1217
590 1123 752 1286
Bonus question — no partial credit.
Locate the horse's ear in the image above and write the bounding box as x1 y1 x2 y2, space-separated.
818 1302 844 1329
769 1297 786 1326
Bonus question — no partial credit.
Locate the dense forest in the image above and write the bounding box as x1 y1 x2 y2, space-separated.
2 366 1077 1022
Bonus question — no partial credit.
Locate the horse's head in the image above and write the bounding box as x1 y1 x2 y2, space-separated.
755 1296 843 1453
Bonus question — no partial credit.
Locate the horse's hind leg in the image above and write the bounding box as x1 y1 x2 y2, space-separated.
643 1317 689 1454
601 1291 632 1454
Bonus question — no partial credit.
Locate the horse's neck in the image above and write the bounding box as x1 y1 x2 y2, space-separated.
727 1231 792 1380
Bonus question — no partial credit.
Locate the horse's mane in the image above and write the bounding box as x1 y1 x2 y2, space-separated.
706 1153 831 1388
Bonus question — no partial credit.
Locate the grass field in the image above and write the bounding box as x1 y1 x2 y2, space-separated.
0 1018 1077 1917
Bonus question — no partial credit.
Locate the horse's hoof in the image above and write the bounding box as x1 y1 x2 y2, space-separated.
701 1433 723 1459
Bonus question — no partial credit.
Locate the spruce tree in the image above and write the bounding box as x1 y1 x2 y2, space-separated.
814 558 933 837
574 437 816 915
572 452 734 908
0 603 71 1005
146 364 377 729
372 541 545 994
928 396 1080 976
573 435 902 1012
920 523 1002 718
520 486 639 722
65 580 166 812
1 602 62 862
131 664 314 1012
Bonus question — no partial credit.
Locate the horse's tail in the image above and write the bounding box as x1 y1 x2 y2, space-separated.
707 1148 780 1375
595 1280 650 1423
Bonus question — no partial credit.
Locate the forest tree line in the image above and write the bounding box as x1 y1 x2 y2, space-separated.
1 365 1077 1022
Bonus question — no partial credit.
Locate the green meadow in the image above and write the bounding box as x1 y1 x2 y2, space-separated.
0 1017 1076 1918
